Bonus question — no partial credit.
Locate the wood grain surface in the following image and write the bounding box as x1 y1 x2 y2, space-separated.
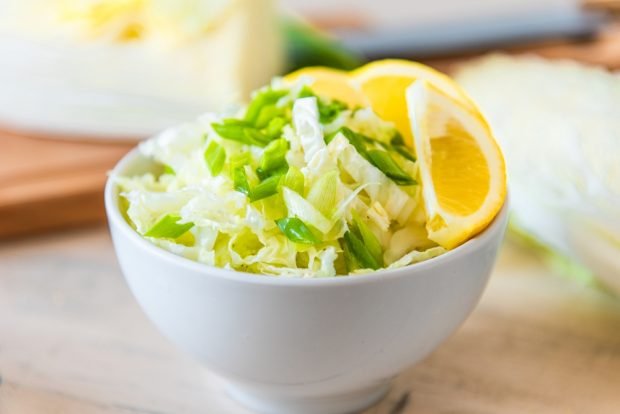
0 230 619 414
0 129 133 239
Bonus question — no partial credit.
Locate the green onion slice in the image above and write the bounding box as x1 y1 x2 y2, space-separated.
324 130 339 144
298 85 316 99
341 237 360 273
243 128 272 146
392 144 417 162
307 170 338 216
351 211 384 267
276 217 320 244
249 174 282 201
390 132 405 146
367 150 417 186
230 154 252 195
162 164 175 175
144 214 194 239
212 122 252 145
212 121 271 147
332 127 417 185
232 167 250 195
264 117 287 139
204 140 226 176
255 105 282 129
258 138 289 177
282 166 305 195
339 127 369 158
245 89 288 125
343 230 382 270
318 99 348 124
230 152 252 169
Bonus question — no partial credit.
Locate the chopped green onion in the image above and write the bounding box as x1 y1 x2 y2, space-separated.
144 214 194 239
282 166 305 194
318 99 347 124
264 117 287 139
339 127 369 158
230 152 252 170
212 121 271 147
276 217 320 244
212 122 252 144
367 150 417 186
245 89 288 125
204 140 226 176
341 237 360 272
249 174 282 201
373 140 390 151
243 128 272 146
338 124 417 164
298 85 316 99
223 118 250 126
233 168 251 195
351 211 383 267
258 138 289 177
324 130 339 144
307 170 338 217
255 105 282 129
392 144 416 162
390 132 405 146
230 154 252 195
163 164 175 175
257 165 289 181
343 230 381 270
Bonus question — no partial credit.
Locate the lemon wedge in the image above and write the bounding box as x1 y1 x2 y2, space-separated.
407 80 506 249
351 59 477 145
284 66 366 108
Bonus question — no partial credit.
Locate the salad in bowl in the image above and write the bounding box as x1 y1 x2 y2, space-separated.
113 60 506 277
106 59 508 414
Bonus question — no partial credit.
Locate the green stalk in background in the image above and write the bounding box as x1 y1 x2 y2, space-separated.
282 18 363 72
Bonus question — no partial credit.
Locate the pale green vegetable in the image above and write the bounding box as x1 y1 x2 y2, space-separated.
204 140 226 176
456 55 620 293
115 80 445 277
387 247 447 269
307 170 338 217
282 187 332 234
145 214 194 239
282 166 304 195
276 217 320 244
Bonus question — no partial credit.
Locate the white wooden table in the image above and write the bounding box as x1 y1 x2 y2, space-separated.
1 227 619 414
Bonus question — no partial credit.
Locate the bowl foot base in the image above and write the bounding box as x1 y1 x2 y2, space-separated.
225 381 390 414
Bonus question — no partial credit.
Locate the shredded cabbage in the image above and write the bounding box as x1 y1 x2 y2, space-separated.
115 81 445 277
456 55 620 292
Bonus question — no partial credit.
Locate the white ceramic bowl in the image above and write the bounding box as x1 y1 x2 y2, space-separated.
105 148 509 414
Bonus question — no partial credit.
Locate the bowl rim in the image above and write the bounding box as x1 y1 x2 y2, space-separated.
105 147 509 287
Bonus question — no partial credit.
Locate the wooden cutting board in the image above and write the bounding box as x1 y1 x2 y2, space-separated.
0 129 133 239
2 23 620 239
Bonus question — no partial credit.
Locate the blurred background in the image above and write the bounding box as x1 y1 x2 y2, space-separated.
1 2 620 413
0 0 618 293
